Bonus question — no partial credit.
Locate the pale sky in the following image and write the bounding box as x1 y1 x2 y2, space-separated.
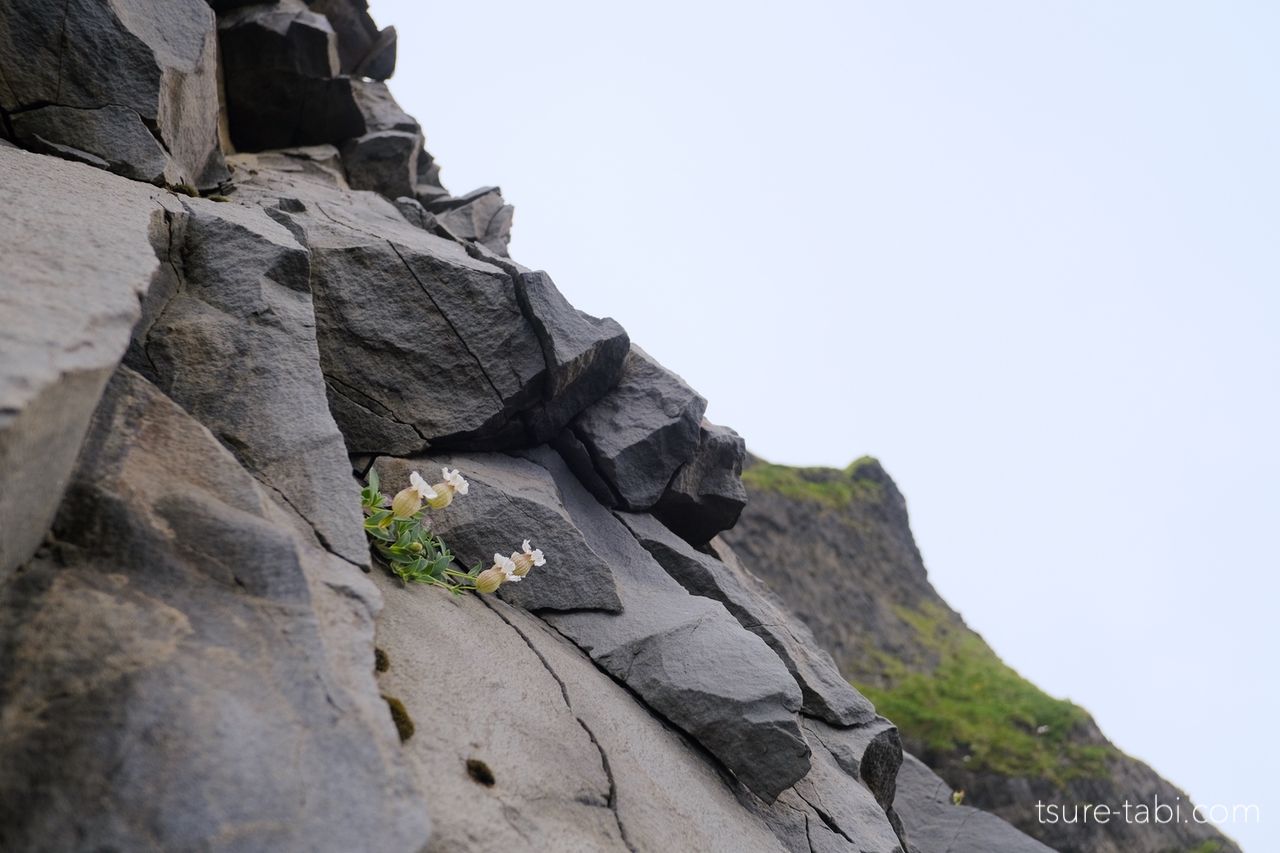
374 3 1278 849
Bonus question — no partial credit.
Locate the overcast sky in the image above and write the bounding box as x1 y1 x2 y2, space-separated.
374 3 1278 848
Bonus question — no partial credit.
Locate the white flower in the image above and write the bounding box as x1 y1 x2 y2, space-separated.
511 540 545 577
409 471 438 500
442 467 469 495
494 553 521 582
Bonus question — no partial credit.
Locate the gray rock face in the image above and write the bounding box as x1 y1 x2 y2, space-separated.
653 419 749 546
514 271 631 445
218 2 366 152
310 0 397 79
414 147 450 206
0 0 228 187
125 196 369 567
894 754 1055 853
373 453 622 612
619 513 875 727
564 346 708 511
0 367 430 852
371 577 630 853
427 186 516 257
803 716 904 812
341 80 422 199
519 446 811 802
0 145 163 580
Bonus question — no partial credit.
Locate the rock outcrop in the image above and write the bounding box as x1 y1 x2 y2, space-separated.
3 3 1224 852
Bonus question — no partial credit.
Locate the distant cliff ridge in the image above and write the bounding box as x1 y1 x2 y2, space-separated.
721 455 1241 853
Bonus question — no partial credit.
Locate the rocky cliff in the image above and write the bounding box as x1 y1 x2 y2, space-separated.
0 3 1219 852
721 456 1241 853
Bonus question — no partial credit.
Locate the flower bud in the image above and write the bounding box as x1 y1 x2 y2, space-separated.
475 567 505 593
391 487 423 519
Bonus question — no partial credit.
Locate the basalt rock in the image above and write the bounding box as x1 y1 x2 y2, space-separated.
125 195 369 567
0 367 431 852
0 0 227 187
0 145 163 580
563 346 707 512
340 79 422 199
653 419 749 546
427 186 516 257
521 446 811 802
373 453 622 612
309 0 397 79
619 512 876 728
217 2 366 152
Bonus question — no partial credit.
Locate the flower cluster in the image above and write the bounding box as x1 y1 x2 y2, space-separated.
361 467 544 596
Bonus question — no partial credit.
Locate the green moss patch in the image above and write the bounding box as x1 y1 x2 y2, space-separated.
741 456 884 509
855 602 1115 785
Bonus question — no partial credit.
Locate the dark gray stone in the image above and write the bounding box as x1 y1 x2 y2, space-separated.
0 367 431 852
894 754 1055 853
0 145 163 580
0 0 227 188
803 717 903 813
350 79 419 133
428 186 515 257
126 197 369 567
372 453 622 612
565 346 707 512
275 189 547 451
519 446 811 802
653 419 749 546
309 0 396 79
10 105 168 184
218 3 366 152
514 271 632 446
341 129 421 199
413 147 450 206
619 513 876 727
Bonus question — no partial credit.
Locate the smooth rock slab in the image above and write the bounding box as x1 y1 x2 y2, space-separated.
0 367 430 853
373 453 621 612
520 446 811 802
128 196 369 567
894 754 1055 853
371 576 628 853
620 513 876 728
0 146 164 579
565 345 707 511
653 419 750 546
0 0 228 187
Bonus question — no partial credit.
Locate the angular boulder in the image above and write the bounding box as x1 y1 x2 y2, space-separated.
126 196 369 567
520 446 811 802
218 2 366 152
373 453 622 612
619 513 876 727
894 754 1056 853
0 367 431 852
563 346 707 511
0 0 228 187
0 145 163 579
428 186 516 257
653 419 749 546
309 0 397 79
341 81 422 200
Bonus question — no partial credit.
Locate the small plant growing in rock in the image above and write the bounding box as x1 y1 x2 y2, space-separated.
361 467 544 595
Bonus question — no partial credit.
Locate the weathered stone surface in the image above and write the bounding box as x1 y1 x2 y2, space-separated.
494 597 794 853
894 754 1054 853
414 147 450 206
515 271 632 445
125 196 369 567
371 576 628 853
218 2 366 151
310 0 397 79
0 367 430 852
373 453 622 612
0 145 163 580
341 80 422 199
653 419 749 545
803 716 903 812
9 104 168 184
428 186 515 257
620 513 875 727
518 446 811 802
564 346 707 511
0 0 228 187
